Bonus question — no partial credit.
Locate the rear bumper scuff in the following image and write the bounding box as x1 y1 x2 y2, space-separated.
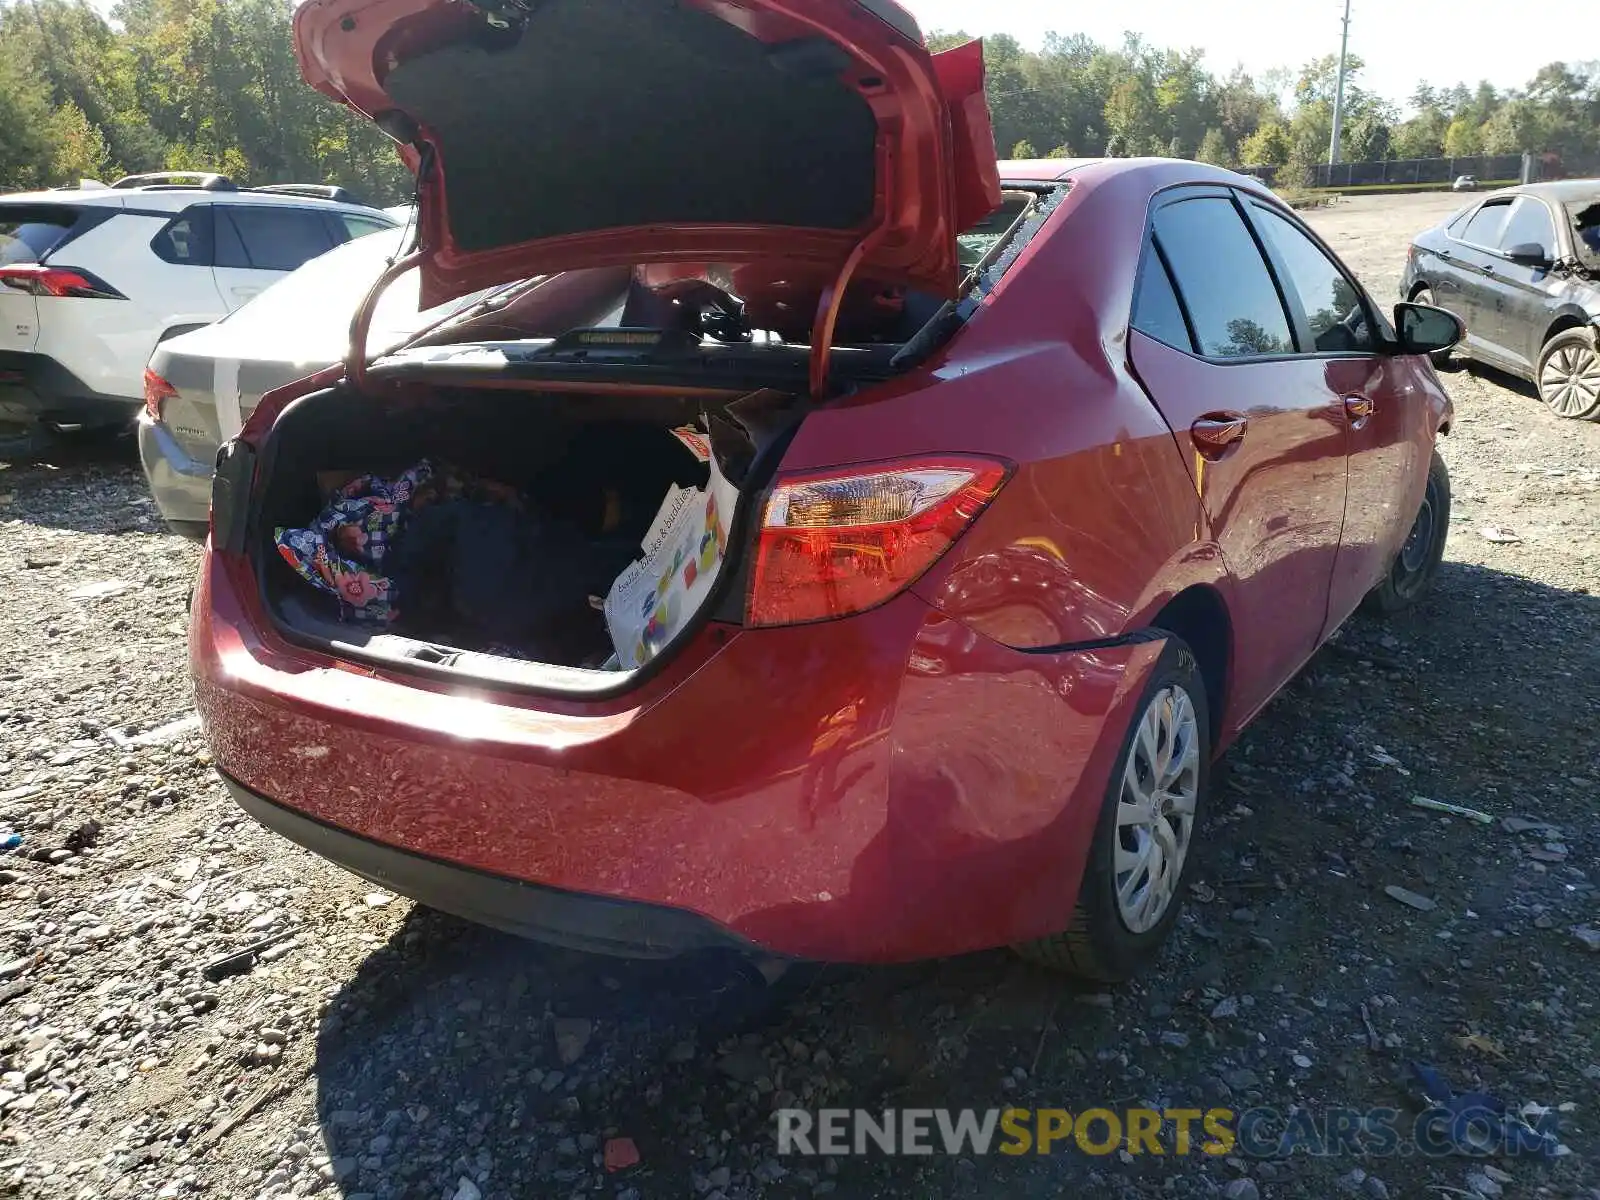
221 770 757 959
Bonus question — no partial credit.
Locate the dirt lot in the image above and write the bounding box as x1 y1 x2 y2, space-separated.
0 192 1596 1200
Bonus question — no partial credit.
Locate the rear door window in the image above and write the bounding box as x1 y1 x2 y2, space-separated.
0 205 86 265
217 206 338 272
1153 195 1294 358
1459 200 1513 249
1498 197 1557 256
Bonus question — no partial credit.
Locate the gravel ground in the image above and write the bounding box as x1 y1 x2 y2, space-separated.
0 193 1597 1200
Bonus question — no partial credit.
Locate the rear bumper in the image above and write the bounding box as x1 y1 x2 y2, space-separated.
194 548 1162 962
222 771 754 958
138 412 214 529
0 351 139 430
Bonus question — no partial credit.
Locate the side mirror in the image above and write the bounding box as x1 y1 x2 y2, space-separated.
1504 242 1553 268
1393 302 1465 357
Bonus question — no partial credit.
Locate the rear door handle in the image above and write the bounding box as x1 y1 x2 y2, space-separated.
1343 394 1375 426
1191 412 1248 460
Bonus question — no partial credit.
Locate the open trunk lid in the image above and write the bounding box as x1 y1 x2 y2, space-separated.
292 0 1000 311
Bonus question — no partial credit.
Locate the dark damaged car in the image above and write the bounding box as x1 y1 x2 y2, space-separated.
1402 180 1600 419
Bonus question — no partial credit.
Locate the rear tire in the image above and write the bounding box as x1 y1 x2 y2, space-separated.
1363 450 1450 616
1535 328 1600 420
1014 637 1210 982
1412 287 1457 369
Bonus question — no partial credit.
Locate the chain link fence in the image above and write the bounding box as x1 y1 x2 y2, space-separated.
1308 155 1525 189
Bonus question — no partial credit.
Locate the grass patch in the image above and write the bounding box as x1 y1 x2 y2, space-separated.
1310 179 1519 198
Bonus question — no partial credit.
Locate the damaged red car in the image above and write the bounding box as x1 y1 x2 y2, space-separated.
191 0 1465 980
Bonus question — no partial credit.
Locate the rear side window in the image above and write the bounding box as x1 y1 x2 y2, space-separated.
151 207 215 266
0 205 85 266
217 206 337 272
336 214 394 242
1460 200 1512 249
1131 246 1193 351
1252 206 1376 353
1153 196 1293 358
1499 197 1556 255
1445 208 1473 236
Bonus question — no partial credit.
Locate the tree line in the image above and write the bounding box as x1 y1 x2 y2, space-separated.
941 31 1600 177
1 0 1596 202
0 0 410 202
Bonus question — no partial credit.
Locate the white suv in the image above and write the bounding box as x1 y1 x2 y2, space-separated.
0 172 397 454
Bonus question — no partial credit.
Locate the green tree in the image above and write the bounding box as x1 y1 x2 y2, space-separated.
1392 110 1448 159
1196 127 1230 165
1443 117 1483 157
48 100 111 181
1239 121 1291 166
1010 139 1037 159
1343 111 1391 161
1104 74 1159 158
0 55 55 188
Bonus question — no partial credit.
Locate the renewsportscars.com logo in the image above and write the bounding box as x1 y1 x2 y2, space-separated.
775 1106 1565 1159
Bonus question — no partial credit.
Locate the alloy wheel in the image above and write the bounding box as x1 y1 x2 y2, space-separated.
1539 341 1600 418
1113 684 1200 933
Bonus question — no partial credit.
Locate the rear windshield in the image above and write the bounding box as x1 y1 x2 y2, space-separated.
214 227 513 358
957 192 1035 269
0 205 83 266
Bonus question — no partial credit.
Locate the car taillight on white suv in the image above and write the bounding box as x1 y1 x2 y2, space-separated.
0 264 125 300
746 456 1010 627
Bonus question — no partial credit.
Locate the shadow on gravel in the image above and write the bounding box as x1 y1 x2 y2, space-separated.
306 558 1600 1200
0 432 161 535
1443 360 1541 404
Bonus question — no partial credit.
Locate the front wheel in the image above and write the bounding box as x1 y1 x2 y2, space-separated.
1363 449 1450 616
1536 328 1600 420
1014 637 1210 982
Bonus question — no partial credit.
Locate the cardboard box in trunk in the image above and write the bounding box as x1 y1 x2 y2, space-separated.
604 452 741 669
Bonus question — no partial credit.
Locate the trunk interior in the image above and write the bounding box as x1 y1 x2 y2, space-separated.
254 384 802 691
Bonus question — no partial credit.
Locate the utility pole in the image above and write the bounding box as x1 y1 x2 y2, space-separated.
1328 0 1352 165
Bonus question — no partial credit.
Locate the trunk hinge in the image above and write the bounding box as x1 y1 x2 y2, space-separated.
808 228 887 400
346 247 428 394
346 145 434 394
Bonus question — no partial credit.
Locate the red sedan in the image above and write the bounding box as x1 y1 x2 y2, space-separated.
191 0 1464 980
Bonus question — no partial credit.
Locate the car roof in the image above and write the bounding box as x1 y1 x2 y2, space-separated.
0 185 392 217
1510 178 1600 203
997 156 1280 205
998 157 1104 181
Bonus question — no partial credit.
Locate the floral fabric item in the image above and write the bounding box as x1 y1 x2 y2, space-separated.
273 459 522 624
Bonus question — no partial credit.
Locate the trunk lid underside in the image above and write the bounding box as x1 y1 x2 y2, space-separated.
293 0 1000 309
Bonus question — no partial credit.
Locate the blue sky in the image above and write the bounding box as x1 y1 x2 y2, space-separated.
899 0 1570 110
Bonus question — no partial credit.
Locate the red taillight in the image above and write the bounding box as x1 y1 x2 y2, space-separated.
143 368 178 421
746 456 1010 628
0 265 123 299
